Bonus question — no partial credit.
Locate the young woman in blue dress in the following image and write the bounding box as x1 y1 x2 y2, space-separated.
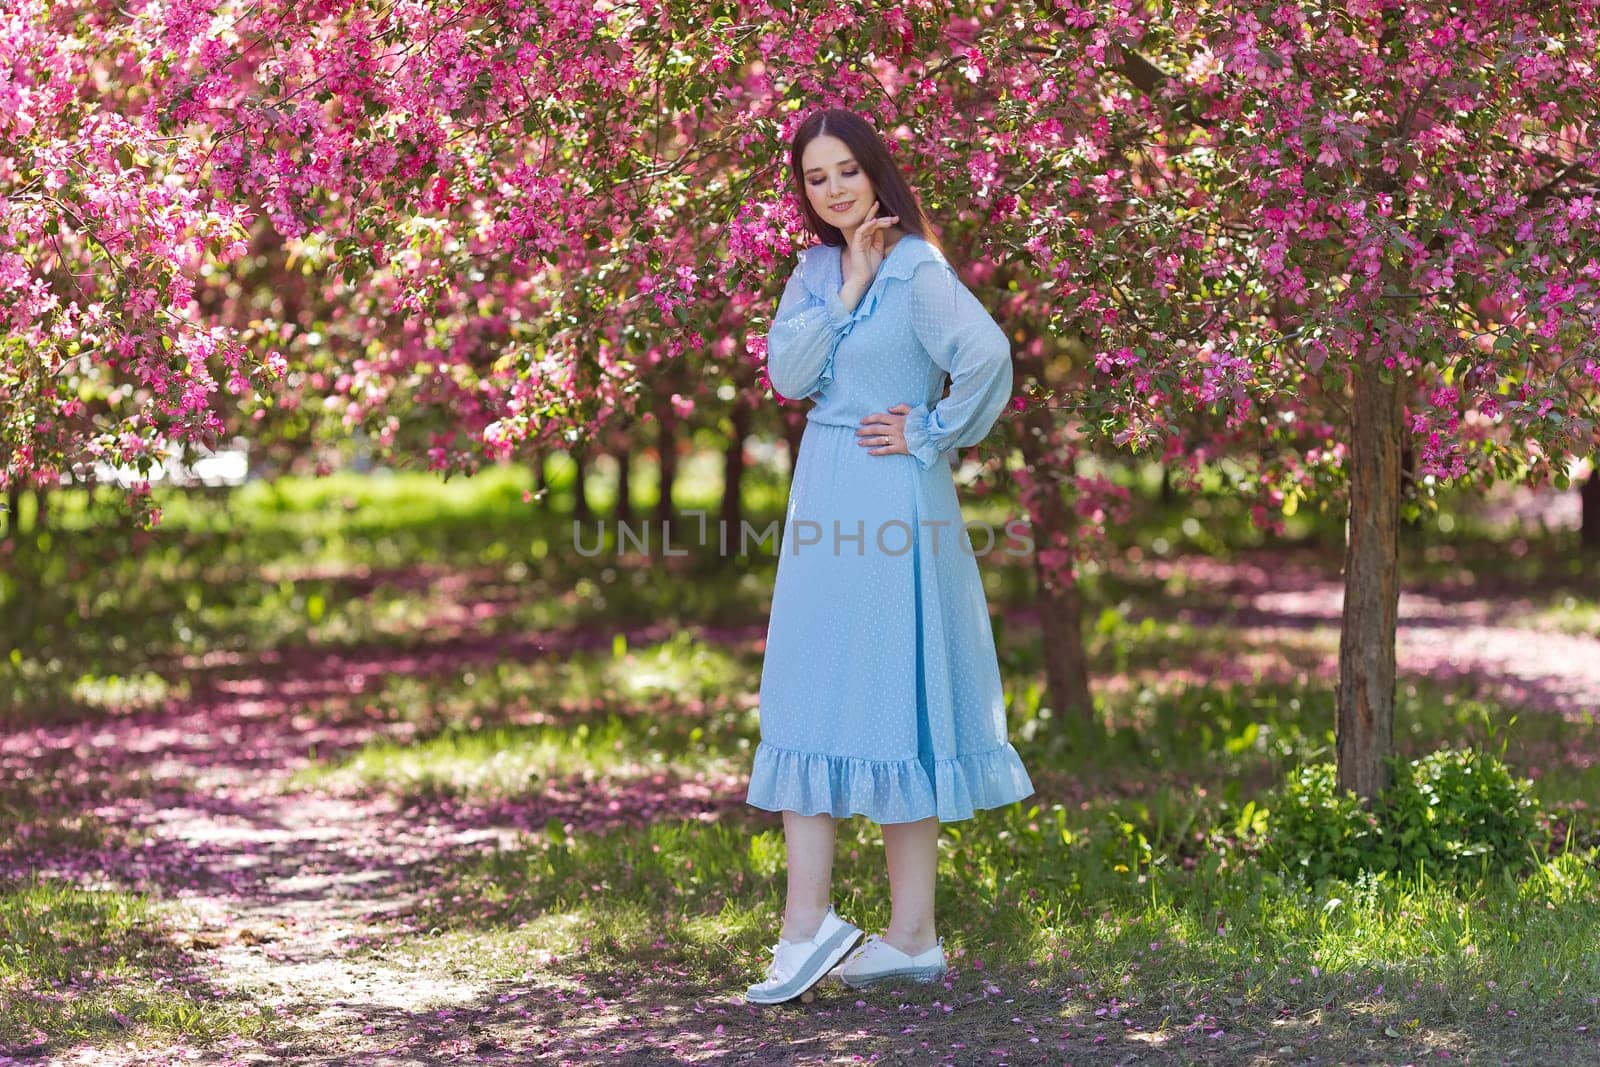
745 108 1033 1004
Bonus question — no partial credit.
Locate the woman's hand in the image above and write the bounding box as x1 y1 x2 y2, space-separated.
857 403 913 456
843 199 900 284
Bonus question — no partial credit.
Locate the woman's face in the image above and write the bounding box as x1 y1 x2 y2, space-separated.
800 134 877 232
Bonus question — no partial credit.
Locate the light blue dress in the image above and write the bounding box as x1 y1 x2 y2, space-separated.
744 233 1036 824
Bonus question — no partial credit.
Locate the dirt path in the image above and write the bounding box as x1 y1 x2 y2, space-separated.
1133 552 1600 716
26 774 527 1064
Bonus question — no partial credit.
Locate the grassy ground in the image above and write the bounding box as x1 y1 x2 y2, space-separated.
2 454 1598 1063
0 877 272 1055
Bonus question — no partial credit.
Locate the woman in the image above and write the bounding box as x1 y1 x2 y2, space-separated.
744 108 1035 1005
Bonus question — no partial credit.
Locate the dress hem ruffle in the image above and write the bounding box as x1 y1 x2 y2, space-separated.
744 740 1035 824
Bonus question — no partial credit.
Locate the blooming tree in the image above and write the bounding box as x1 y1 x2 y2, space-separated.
1048 1 1600 794
2 0 270 522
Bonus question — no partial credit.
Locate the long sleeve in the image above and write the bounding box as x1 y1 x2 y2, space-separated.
900 259 1014 471
766 250 855 402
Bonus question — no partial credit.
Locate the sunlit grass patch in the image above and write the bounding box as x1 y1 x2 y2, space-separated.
603 629 752 698
376 816 832 990
1508 594 1600 638
65 670 175 713
1 660 187 728
361 904 674 992
0 878 271 1054
1093 607 1337 678
516 561 774 631
1003 846 1600 1028
292 705 756 802
292 716 743 799
290 629 758 797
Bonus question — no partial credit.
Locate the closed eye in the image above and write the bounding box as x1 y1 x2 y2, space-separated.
809 170 859 185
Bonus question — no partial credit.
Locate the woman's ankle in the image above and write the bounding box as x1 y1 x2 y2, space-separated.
883 923 937 955
780 904 831 942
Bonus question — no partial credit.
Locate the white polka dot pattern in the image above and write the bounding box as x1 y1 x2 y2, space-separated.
748 234 1035 824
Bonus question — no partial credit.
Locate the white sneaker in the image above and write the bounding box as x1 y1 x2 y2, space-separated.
830 933 947 989
745 907 865 1005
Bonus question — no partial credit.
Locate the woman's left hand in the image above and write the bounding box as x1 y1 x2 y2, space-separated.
856 403 912 456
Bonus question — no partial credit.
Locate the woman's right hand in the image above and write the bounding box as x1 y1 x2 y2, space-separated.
842 199 900 293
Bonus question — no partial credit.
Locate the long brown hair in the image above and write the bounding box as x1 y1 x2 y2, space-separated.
788 108 947 263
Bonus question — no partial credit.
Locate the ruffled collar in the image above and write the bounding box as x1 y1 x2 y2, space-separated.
799 233 944 320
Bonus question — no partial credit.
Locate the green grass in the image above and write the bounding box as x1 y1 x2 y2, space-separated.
288 629 759 797
0 461 788 725
308 661 1600 1046
284 594 1600 823
292 706 751 801
287 650 1600 1044
1507 593 1600 638
375 800 1600 1041
0 878 270 1051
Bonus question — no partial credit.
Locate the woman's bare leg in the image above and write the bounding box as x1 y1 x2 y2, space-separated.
880 814 939 955
779 810 836 941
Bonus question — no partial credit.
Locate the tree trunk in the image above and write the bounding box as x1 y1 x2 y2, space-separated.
655 408 677 527
1399 440 1421 530
1038 563 1094 722
1159 464 1176 506
34 485 48 533
1017 403 1094 720
1582 461 1600 549
783 413 806 476
721 404 750 537
613 446 634 524
4 485 19 537
530 452 547 505
1336 364 1404 800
